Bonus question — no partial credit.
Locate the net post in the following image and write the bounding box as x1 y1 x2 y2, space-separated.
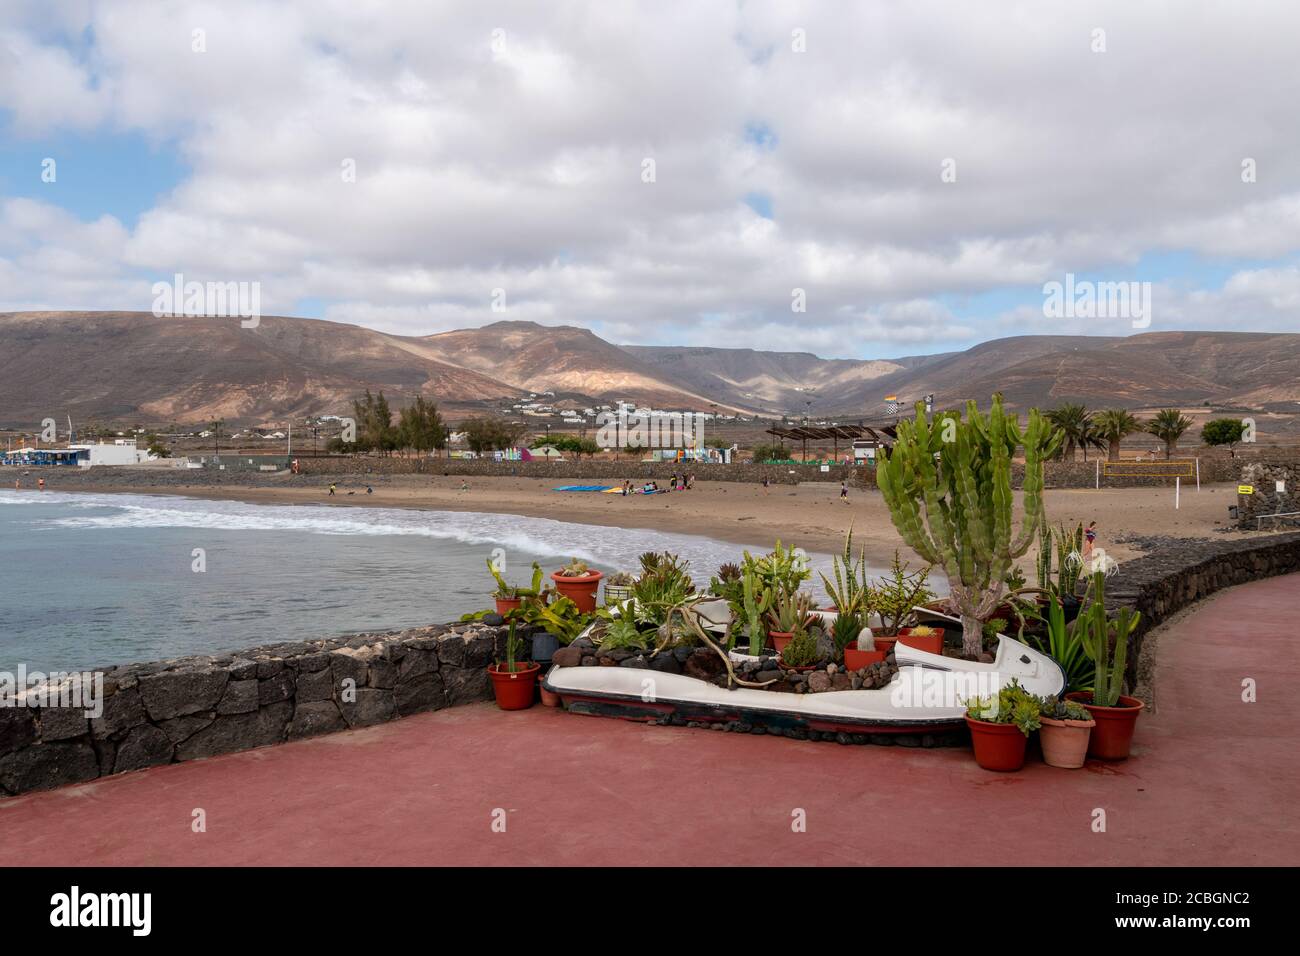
1095 458 1100 490
1176 476 1181 510
1196 457 1201 491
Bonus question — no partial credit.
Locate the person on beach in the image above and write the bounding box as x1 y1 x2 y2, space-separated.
762 476 770 495
460 480 469 492
38 477 45 491
840 481 849 503
328 483 336 496
365 485 373 495
687 473 695 490
1084 521 1097 557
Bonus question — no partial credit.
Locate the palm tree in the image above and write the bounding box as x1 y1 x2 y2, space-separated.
1093 409 1144 462
1045 403 1092 461
1079 419 1108 461
1146 409 1193 459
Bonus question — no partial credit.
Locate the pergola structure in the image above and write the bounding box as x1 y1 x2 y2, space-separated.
764 421 898 462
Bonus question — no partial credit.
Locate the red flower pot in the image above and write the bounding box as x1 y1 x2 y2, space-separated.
870 628 900 656
539 682 561 708
494 596 522 617
550 570 603 613
897 628 943 655
1065 692 1144 760
843 646 886 670
965 716 1028 771
768 630 793 654
488 662 540 710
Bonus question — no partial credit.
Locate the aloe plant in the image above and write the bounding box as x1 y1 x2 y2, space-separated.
520 595 592 645
488 558 545 600
767 590 816 634
820 525 870 617
1077 569 1140 706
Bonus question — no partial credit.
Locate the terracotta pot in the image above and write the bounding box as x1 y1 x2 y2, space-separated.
898 628 944 655
1039 715 1095 768
843 646 886 670
780 661 816 673
870 628 901 656
488 662 540 710
551 570 603 613
494 596 522 617
768 630 793 654
539 683 561 708
1066 692 1144 760
965 716 1028 771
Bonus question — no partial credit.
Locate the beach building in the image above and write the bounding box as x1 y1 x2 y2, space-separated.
0 438 153 467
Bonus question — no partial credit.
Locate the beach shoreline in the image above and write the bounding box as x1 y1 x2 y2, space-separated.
12 470 1259 569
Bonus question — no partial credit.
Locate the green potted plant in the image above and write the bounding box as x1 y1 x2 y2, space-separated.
487 621 540 710
840 613 885 670
963 679 1041 772
870 552 935 656
1066 569 1144 760
487 559 545 617
778 624 819 671
521 595 593 646
820 526 869 615
1037 694 1095 768
551 557 604 613
766 590 816 655
897 624 944 656
603 570 636 606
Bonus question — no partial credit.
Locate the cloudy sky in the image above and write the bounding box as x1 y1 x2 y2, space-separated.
2 0 1299 358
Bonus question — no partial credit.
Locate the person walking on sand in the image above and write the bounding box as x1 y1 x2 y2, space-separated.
762 475 770 495
328 483 336 496
1084 521 1097 558
460 479 469 492
38 477 45 491
840 480 849 503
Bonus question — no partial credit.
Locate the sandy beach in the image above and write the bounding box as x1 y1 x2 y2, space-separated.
29 471 1257 569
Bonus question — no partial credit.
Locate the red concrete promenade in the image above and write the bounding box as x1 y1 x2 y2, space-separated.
3 574 1297 866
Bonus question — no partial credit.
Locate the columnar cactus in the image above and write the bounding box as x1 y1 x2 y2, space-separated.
877 393 1062 658
1078 569 1139 706
741 568 773 656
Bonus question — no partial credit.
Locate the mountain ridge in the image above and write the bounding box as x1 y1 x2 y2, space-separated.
0 312 1296 426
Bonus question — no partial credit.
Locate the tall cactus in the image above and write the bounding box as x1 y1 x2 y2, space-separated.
1035 522 1053 591
1078 569 1139 706
877 393 1062 658
741 568 773 656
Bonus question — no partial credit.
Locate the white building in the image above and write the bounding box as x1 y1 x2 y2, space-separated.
68 438 154 467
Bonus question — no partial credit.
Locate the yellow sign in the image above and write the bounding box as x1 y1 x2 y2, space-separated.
1238 485 1254 495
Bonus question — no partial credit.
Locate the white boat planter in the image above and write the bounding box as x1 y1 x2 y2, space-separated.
543 606 1065 736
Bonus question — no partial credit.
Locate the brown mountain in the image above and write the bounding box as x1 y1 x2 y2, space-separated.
0 311 524 426
1 313 1297 427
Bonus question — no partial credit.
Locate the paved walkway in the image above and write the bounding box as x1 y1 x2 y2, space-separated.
3 575 1297 866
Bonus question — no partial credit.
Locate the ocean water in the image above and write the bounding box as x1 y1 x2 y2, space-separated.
0 491 795 673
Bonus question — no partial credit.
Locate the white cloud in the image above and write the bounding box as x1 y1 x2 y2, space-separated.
3 0 1300 357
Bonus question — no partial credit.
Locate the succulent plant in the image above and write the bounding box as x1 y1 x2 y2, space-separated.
779 626 819 668
556 558 593 577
